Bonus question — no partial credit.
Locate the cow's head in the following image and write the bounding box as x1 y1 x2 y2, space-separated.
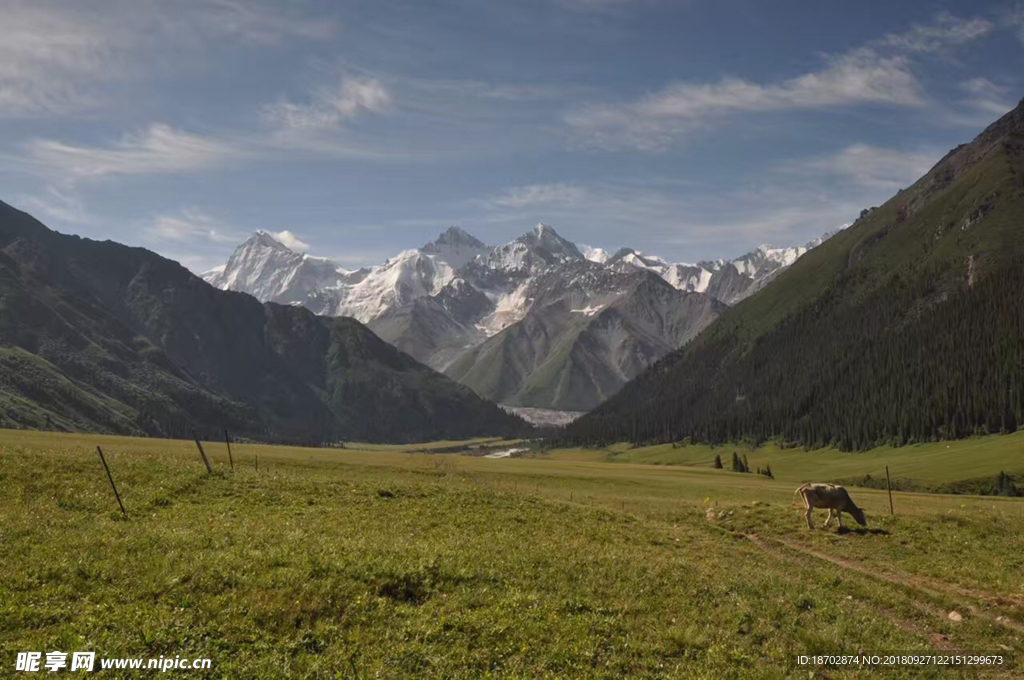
850 507 867 526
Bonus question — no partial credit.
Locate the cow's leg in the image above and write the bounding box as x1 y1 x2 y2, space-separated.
805 500 815 530
824 509 833 527
837 511 844 529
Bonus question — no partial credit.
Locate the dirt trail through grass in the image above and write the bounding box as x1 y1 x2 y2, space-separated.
745 532 1024 637
774 536 1024 639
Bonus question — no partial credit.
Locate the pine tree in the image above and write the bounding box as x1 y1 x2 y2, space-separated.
714 454 723 469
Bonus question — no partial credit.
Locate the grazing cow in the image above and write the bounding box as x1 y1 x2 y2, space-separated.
793 483 867 531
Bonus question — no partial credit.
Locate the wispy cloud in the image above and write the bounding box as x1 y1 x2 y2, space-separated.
262 77 393 131
473 179 862 257
13 186 97 226
483 183 589 209
876 11 993 53
472 138 939 257
20 124 243 182
143 208 316 271
256 70 578 160
195 0 338 45
999 4 1024 44
959 77 1016 117
147 206 242 244
785 144 941 191
567 49 924 151
0 0 337 117
566 11 995 151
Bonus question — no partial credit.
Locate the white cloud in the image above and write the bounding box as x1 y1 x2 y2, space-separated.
13 186 97 226
262 78 392 131
565 11 999 152
269 230 310 252
194 0 338 45
877 12 993 53
789 144 941 191
959 78 1016 117
22 123 242 181
0 0 337 117
567 49 924 151
148 207 240 244
482 183 589 209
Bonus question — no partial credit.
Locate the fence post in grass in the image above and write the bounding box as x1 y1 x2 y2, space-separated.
192 429 212 474
885 465 894 515
255 454 258 472
224 429 234 471
96 446 127 518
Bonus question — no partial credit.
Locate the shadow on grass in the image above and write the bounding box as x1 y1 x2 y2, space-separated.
837 527 891 536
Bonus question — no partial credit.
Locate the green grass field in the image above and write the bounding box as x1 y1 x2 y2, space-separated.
545 433 1024 487
2 429 1023 678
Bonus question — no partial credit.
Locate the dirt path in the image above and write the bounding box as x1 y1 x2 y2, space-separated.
743 533 961 651
751 534 1024 636
778 536 1024 609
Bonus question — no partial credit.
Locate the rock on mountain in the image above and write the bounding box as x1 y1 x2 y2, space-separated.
206 221 831 410
564 98 1024 450
0 201 527 443
447 269 725 411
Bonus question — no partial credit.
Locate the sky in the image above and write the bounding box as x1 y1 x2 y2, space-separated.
1 0 1022 272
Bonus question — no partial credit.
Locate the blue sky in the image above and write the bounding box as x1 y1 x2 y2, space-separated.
1 0 1021 272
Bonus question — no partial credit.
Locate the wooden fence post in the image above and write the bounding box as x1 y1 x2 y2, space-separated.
96 446 127 518
224 429 234 471
192 430 212 474
885 465 894 515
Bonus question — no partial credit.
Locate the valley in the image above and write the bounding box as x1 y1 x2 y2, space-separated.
3 428 1022 678
4 2 1022 678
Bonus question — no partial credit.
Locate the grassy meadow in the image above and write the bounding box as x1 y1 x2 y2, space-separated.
2 429 1023 678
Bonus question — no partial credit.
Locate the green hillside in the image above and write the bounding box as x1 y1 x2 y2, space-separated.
0 201 527 443
564 99 1024 451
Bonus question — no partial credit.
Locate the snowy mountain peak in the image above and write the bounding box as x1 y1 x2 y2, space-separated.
516 222 584 263
249 230 292 251
425 225 487 251
421 226 491 270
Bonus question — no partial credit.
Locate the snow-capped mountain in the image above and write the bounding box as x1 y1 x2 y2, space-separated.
204 223 834 410
604 236 831 304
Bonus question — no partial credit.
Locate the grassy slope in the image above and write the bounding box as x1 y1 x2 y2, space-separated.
3 429 1023 678
569 107 1024 450
548 432 1024 486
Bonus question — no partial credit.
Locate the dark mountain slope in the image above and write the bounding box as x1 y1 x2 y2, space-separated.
564 99 1024 450
0 201 526 443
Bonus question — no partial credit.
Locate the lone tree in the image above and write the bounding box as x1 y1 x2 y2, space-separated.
713 454 723 469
